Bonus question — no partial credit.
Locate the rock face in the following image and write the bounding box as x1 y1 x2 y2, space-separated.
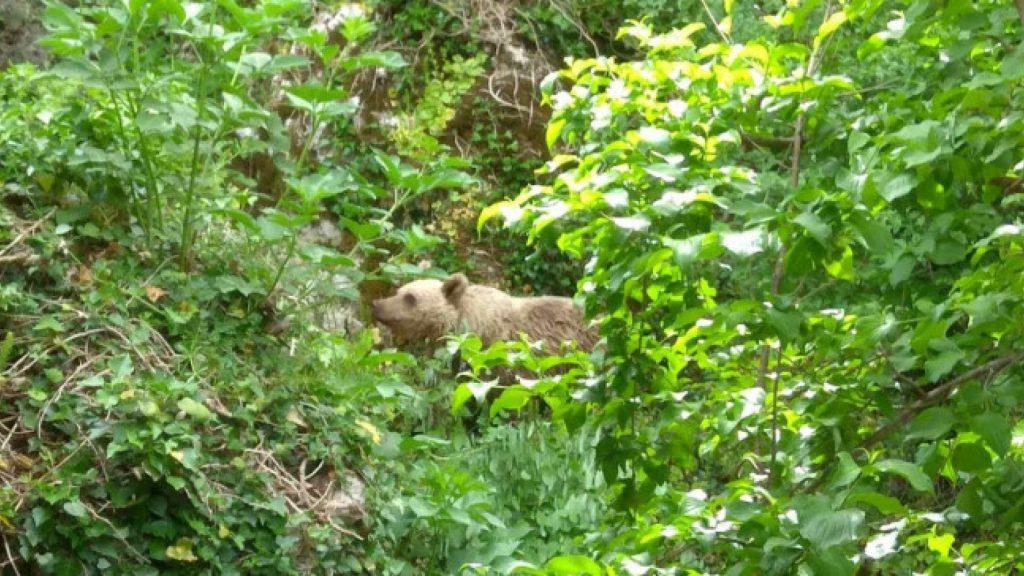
1 1 47 69
294 219 363 335
325 471 366 522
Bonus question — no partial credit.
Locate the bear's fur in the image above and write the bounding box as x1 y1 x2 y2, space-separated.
371 273 597 352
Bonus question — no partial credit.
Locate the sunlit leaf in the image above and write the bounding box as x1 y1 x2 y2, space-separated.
873 460 934 493
799 509 864 550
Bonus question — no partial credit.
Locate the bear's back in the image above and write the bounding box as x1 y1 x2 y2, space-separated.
520 296 596 351
456 286 594 350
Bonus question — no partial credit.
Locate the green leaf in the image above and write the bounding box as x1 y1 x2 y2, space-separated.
929 240 966 266
825 245 855 281
543 555 602 576
903 145 943 168
478 201 515 232
42 2 84 29
286 84 348 103
951 442 992 474
546 117 566 150
799 509 864 550
924 349 964 383
33 316 65 334
846 492 907 515
50 58 101 81
806 548 855 576
970 412 1012 456
793 212 831 245
237 51 272 72
177 398 214 421
643 163 685 183
851 213 893 254
815 10 848 46
63 500 88 518
415 169 475 192
264 54 311 74
343 51 406 70
907 407 955 441
963 293 1010 327
956 483 984 518
720 228 766 256
873 459 934 493
490 387 532 417
213 275 261 296
848 131 870 154
767 309 803 339
407 497 438 518
373 151 403 184
451 384 473 415
1002 44 1024 78
0 332 14 371
879 173 915 203
889 255 916 286
927 533 955 560
165 539 198 562
894 120 939 143
663 233 723 267
828 452 860 489
136 109 169 133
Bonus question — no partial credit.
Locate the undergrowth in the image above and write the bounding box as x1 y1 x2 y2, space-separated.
0 2 606 574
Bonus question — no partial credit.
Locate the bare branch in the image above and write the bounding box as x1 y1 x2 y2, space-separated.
2 533 22 576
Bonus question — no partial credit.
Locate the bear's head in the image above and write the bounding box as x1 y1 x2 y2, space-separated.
371 273 469 343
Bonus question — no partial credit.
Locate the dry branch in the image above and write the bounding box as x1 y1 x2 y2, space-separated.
0 209 55 260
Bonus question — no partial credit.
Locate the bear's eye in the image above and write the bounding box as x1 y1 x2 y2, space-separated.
403 292 416 306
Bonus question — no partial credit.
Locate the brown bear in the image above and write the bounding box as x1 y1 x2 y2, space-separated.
371 273 597 352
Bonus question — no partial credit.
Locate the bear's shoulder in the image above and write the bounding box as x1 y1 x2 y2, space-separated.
522 296 581 320
462 284 515 303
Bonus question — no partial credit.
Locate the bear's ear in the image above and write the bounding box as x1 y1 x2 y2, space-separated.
442 273 469 305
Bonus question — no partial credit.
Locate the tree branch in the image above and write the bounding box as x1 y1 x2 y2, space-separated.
858 352 1024 451
740 130 795 151
990 176 1024 194
1016 0 1024 27
757 1 833 393
806 351 1023 492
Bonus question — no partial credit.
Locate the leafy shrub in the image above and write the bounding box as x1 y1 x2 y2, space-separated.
486 1 1024 573
0 1 478 574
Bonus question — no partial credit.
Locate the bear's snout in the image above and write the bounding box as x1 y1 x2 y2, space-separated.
371 299 388 323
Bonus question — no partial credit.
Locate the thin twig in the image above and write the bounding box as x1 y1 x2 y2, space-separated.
2 533 22 576
87 504 148 563
36 360 107 440
0 209 56 260
542 0 600 55
698 0 732 43
758 0 834 462
768 345 783 486
740 130 795 150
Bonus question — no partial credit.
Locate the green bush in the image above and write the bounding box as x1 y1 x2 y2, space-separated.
7 0 1024 575
486 1 1024 573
